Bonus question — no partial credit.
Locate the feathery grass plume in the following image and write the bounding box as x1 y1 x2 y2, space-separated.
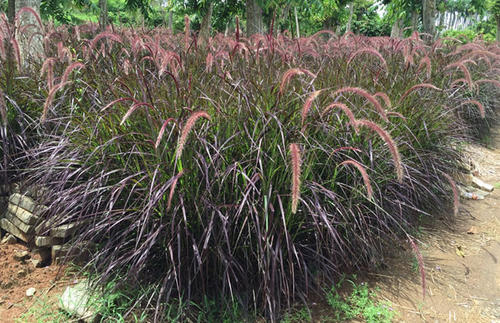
279 68 316 96
101 97 137 112
15 7 43 32
41 81 71 122
167 170 184 211
386 111 407 121
374 92 392 109
475 79 500 89
155 118 175 149
445 62 474 91
459 99 485 118
289 143 301 214
176 111 211 161
408 236 426 299
339 160 373 199
332 87 388 122
120 102 155 125
184 15 190 51
417 56 432 79
322 102 358 132
10 38 21 69
442 173 459 217
89 32 122 52
205 52 213 73
450 78 467 88
398 83 442 104
61 62 84 84
356 119 403 183
301 90 322 131
347 47 388 73
40 57 56 90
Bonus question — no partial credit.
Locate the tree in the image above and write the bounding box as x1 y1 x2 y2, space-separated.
99 0 108 29
422 0 436 35
493 0 500 41
246 0 264 36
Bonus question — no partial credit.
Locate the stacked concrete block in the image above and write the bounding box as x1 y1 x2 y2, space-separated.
0 190 91 266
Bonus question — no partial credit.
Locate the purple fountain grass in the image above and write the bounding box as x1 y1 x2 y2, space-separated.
279 68 316 96
101 97 138 112
347 47 388 73
332 87 388 122
89 32 123 52
339 159 373 199
398 83 442 104
475 79 500 89
167 169 184 211
289 143 301 214
459 99 485 118
120 102 155 125
0 89 6 127
321 102 358 132
331 146 362 155
15 7 43 32
445 62 474 91
41 81 72 122
417 56 432 79
355 119 403 183
155 118 176 149
301 90 322 132
176 111 211 161
408 236 426 299
60 62 85 84
442 173 459 217
41 57 56 90
374 92 392 109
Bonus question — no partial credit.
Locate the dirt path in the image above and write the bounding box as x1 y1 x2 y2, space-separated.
372 128 500 322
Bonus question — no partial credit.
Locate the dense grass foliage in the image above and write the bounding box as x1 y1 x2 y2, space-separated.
1 15 499 321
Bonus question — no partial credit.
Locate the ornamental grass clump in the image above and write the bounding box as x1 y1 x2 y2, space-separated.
2 16 498 321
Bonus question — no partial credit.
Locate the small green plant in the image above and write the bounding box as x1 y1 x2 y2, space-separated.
17 295 72 323
325 276 395 323
281 306 312 323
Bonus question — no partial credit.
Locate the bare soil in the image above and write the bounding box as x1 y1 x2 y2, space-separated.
0 243 72 322
370 129 500 322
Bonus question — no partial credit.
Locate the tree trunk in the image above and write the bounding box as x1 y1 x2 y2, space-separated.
346 2 354 33
497 17 500 43
246 0 264 37
411 10 418 32
438 10 445 35
15 0 43 66
99 0 108 30
199 1 214 43
272 4 290 37
422 0 436 35
168 11 173 30
391 18 403 38
294 6 300 38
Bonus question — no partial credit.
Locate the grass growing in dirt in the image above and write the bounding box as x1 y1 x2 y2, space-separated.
0 9 499 321
325 275 395 323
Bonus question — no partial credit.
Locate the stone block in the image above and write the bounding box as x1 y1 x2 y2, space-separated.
4 211 33 234
0 218 29 242
51 222 81 239
52 241 94 265
7 203 39 225
9 193 37 213
59 280 96 322
35 235 62 247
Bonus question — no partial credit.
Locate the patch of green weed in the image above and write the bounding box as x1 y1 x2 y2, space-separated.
325 275 395 323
